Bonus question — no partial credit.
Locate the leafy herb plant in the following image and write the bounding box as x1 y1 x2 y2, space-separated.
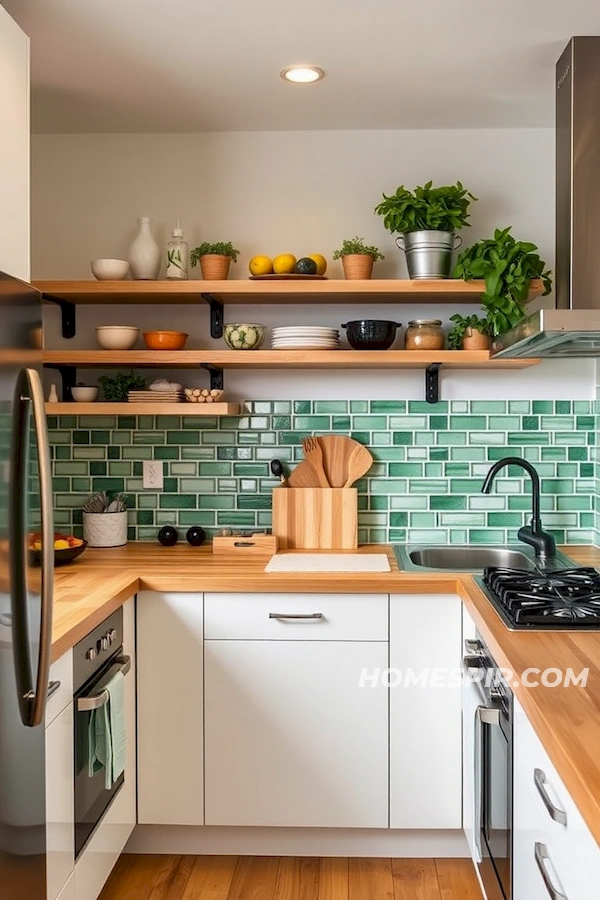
375 181 476 234
190 241 240 267
98 370 148 402
332 236 385 261
453 227 552 335
447 313 490 350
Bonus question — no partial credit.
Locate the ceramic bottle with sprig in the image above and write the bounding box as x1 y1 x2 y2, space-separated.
166 221 188 280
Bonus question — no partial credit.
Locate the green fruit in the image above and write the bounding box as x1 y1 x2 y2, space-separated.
294 257 318 275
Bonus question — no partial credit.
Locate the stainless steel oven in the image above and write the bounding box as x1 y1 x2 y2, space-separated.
463 634 513 900
73 608 129 858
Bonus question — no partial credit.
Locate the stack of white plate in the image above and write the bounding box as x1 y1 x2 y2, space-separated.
272 326 340 350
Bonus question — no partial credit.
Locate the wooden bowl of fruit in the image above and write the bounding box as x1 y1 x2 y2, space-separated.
28 533 88 567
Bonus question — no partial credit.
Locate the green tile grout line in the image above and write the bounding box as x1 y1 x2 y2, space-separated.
47 399 599 546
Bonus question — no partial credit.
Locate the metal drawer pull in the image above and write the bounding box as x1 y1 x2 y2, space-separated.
77 656 131 712
269 613 324 620
47 680 61 700
534 768 568 826
534 842 568 900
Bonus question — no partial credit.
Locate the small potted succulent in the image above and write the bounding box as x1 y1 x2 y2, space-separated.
453 227 552 337
332 236 385 280
374 181 476 278
447 313 492 351
190 241 240 280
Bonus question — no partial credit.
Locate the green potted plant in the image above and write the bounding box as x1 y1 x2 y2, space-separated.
453 227 552 337
447 313 492 351
332 236 385 280
190 241 240 280
98 370 147 402
374 181 476 279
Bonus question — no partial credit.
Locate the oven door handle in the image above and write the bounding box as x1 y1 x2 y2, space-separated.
76 655 131 711
477 705 501 726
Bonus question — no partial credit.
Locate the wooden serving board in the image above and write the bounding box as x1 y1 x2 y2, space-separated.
249 274 328 281
272 488 357 550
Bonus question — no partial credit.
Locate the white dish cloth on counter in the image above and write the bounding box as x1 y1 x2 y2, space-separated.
265 553 391 573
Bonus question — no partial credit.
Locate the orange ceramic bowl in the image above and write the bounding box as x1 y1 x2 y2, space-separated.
143 330 189 350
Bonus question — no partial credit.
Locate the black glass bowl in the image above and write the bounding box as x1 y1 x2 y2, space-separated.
341 320 401 350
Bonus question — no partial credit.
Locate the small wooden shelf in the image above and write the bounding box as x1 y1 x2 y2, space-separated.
42 349 539 370
34 277 545 304
45 402 240 416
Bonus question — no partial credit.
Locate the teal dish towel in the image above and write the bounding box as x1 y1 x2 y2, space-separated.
88 669 126 790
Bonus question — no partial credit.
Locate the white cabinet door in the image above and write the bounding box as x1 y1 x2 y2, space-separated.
137 592 203 825
205 639 388 828
0 7 29 280
389 593 462 829
45 703 74 900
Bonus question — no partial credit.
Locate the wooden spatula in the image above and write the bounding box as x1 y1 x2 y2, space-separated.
343 443 373 487
288 459 322 488
302 437 330 487
318 435 361 488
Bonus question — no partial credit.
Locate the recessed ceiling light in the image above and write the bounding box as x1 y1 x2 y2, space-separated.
280 66 325 84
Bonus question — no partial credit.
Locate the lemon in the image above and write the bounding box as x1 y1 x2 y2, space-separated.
249 255 273 276
273 253 296 274
308 253 327 276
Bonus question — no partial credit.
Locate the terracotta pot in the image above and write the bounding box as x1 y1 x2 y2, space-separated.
199 254 231 280
462 328 491 351
341 254 374 280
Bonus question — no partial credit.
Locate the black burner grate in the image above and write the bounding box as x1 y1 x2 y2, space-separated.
482 566 600 628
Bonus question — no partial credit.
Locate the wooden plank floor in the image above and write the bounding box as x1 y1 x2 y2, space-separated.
99 855 482 900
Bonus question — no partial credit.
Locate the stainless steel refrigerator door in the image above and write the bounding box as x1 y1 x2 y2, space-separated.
0 272 52 899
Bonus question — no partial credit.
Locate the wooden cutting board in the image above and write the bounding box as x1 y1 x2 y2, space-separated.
272 488 358 550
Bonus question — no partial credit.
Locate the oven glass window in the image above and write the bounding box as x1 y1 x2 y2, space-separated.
483 717 510 899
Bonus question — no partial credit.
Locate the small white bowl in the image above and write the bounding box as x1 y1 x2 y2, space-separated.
96 325 139 350
71 386 99 402
91 258 130 280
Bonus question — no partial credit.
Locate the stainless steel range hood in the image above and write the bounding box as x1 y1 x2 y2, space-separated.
493 36 600 359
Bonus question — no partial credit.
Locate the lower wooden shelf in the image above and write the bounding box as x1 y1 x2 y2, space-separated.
45 402 241 416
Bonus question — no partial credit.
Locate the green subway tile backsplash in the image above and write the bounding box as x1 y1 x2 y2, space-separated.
47 400 597 545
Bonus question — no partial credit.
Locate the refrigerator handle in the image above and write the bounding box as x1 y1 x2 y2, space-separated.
9 368 54 727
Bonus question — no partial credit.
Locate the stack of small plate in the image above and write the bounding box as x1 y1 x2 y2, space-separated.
271 326 340 350
128 390 185 403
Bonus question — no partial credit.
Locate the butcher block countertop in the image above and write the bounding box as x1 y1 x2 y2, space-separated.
52 542 600 847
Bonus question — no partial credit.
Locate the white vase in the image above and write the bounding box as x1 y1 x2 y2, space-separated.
128 216 161 280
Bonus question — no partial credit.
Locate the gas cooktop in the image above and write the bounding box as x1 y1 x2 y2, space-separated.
479 566 600 630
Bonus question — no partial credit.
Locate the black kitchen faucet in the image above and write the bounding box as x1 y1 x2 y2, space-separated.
481 456 556 559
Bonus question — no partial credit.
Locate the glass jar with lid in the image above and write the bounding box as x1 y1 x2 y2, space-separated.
404 319 445 351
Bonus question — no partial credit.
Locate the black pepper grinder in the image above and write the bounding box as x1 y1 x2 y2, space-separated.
158 525 179 546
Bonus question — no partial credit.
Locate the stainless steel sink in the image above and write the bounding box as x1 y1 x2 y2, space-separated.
394 544 576 573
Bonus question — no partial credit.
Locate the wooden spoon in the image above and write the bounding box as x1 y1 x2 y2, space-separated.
302 436 330 487
343 443 373 487
288 459 322 488
318 435 361 488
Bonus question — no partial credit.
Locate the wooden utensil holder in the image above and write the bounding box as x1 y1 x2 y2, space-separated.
272 488 358 550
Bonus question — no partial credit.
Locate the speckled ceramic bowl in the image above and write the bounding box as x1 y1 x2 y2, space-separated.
223 324 266 350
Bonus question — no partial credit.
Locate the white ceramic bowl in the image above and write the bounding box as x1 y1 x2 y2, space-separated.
71 386 99 402
95 325 139 350
91 258 130 280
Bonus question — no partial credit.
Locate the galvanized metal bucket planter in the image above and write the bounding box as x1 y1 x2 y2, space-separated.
396 230 462 279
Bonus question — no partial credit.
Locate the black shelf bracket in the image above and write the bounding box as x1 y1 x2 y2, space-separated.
200 293 224 339
425 363 441 404
44 295 76 339
44 364 78 401
201 363 224 391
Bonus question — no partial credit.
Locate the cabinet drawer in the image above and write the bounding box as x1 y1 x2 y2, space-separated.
514 700 600 894
46 650 72 726
204 593 388 641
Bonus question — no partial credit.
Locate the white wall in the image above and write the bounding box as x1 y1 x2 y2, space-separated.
33 128 594 399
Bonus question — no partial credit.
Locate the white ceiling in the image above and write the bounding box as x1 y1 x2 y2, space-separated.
5 0 600 133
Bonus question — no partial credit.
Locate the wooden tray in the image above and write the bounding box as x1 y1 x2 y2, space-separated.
212 534 278 556
249 274 328 281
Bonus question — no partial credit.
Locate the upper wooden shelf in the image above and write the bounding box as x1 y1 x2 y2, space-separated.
42 349 538 370
45 401 240 416
34 278 545 305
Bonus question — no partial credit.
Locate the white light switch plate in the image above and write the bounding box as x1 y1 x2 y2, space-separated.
142 460 164 490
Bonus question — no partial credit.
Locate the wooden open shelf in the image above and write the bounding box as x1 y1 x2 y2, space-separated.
34 278 545 305
42 349 539 370
45 402 240 416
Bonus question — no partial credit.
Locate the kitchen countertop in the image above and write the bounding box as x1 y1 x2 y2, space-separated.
52 542 600 847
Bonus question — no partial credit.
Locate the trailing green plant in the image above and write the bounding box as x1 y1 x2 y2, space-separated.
190 241 240 266
332 236 384 261
447 313 491 350
453 227 552 335
374 181 476 234
98 370 147 402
